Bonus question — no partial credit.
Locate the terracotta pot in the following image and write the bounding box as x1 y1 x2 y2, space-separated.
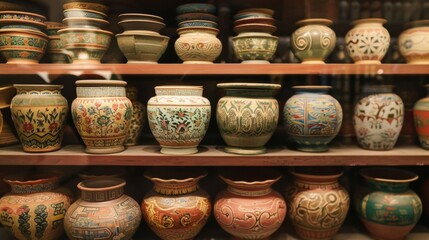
147 85 211 155
124 86 146 146
355 168 422 240
353 85 404 150
399 20 429 64
64 177 141 240
285 167 350 240
141 167 211 240
214 168 287 239
414 84 429 149
71 80 133 154
0 173 72 240
10 84 68 152
284 86 342 152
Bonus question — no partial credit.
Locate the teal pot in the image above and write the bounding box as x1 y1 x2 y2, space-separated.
284 86 342 152
217 83 280 155
232 33 278 64
355 168 422 240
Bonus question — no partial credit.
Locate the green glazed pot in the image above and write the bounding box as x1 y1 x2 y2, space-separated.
232 33 278 64
0 29 48 64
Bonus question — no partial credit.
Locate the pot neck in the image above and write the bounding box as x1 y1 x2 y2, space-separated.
76 85 126 98
155 86 203 97
365 179 410 192
292 173 341 190
225 88 276 98
6 176 59 194
153 180 200 195
221 175 280 197
14 84 63 95
78 178 125 202
227 185 272 197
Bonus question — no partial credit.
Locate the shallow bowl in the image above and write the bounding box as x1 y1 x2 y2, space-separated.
176 3 216 14
232 34 278 64
118 19 165 33
62 2 109 14
63 17 109 29
116 32 169 63
63 9 107 20
118 13 164 23
0 10 46 30
234 23 277 35
176 12 218 23
178 20 218 28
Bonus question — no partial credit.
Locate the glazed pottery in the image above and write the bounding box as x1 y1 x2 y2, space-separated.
10 84 68 152
178 20 218 29
0 29 48 64
64 177 141 240
214 168 287 239
47 36 70 63
63 17 109 29
0 11 46 31
0 173 72 240
355 168 422 240
44 21 64 36
176 13 219 23
353 85 404 150
413 84 429 149
345 18 390 64
232 34 278 63
124 86 146 146
118 19 166 33
62 2 109 14
142 167 211 240
234 8 274 20
284 86 342 152
217 83 280 155
118 13 164 23
175 27 222 64
176 3 216 14
285 167 350 240
398 20 429 64
63 9 107 20
71 80 133 154
291 18 336 64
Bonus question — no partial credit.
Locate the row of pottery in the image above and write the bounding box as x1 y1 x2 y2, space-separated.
0 167 424 240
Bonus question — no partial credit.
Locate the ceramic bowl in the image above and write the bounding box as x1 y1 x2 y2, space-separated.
63 17 109 29
234 8 274 20
116 32 169 64
234 23 277 35
233 17 275 27
178 20 218 28
176 13 218 23
0 28 48 64
399 20 429 64
118 13 164 23
176 3 216 14
63 9 107 20
62 2 109 14
45 21 64 36
232 34 278 64
0 10 46 30
118 19 165 33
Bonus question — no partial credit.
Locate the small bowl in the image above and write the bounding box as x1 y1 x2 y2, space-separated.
63 17 109 29
176 3 216 14
118 13 164 23
234 23 277 35
118 19 165 33
233 17 275 27
116 32 169 64
62 2 109 14
178 20 218 28
63 9 107 20
0 11 47 30
232 34 278 64
176 12 218 23
234 8 274 20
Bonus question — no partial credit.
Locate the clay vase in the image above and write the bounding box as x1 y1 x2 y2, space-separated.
355 168 422 240
10 84 68 152
216 83 281 155
124 86 146 146
214 168 287 240
141 167 211 240
285 167 350 240
398 20 429 64
147 85 211 155
345 18 390 64
414 84 429 149
71 80 133 154
64 177 141 240
284 86 343 152
291 18 336 64
353 85 404 150
0 173 73 240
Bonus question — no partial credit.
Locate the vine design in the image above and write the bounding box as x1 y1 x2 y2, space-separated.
17 205 31 240
34 204 48 239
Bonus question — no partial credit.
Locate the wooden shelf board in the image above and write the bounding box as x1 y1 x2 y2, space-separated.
0 144 428 166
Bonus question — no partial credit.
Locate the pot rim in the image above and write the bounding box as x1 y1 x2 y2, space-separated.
155 85 203 89
177 26 219 34
290 167 344 180
144 167 207 183
118 13 164 22
0 10 47 20
63 8 108 17
236 8 274 16
404 19 429 29
78 177 126 191
13 84 63 89
58 27 113 35
292 85 332 90
62 17 109 26
351 18 387 26
217 82 281 90
118 19 166 28
3 172 60 186
115 32 170 40
360 167 418 183
219 167 282 186
0 28 48 38
75 80 127 87
296 18 333 27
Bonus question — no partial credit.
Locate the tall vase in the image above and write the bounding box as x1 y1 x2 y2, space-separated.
216 83 280 155
141 167 211 240
399 20 429 64
124 86 146 146
214 168 287 240
71 80 133 154
0 173 72 240
355 168 422 240
64 177 141 240
10 84 68 152
285 167 350 240
353 85 404 150
414 84 429 149
284 86 343 152
147 85 211 155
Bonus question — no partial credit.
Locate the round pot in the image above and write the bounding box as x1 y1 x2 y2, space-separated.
232 34 278 64
345 18 390 64
141 167 211 240
353 85 404 150
71 80 133 154
10 84 68 152
285 167 350 240
355 168 422 240
214 168 286 239
399 20 429 64
64 177 141 240
147 85 211 155
413 84 429 149
216 83 280 155
0 29 48 64
291 18 336 64
175 26 222 64
284 86 342 152
124 86 146 146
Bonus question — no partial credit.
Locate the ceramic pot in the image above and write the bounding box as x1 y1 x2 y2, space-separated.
399 20 429 64
175 27 222 64
232 34 278 64
0 29 48 64
47 36 70 63
10 84 68 152
64 177 141 240
291 18 336 64
214 168 287 239
147 85 211 155
141 167 211 240
216 83 280 155
0 173 72 240
413 84 429 149
71 80 133 154
124 86 146 146
355 168 422 240
353 85 404 150
284 86 342 152
345 18 390 64
285 167 350 240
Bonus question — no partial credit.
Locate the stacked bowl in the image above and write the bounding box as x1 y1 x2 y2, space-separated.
58 1 112 64
0 11 48 64
45 21 70 63
175 3 222 64
232 8 278 64
116 13 169 64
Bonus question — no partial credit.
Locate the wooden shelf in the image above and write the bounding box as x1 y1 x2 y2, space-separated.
0 144 428 166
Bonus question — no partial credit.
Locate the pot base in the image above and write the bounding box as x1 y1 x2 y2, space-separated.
160 146 198 155
354 60 382 64
296 144 328 152
301 60 325 64
361 218 413 240
183 61 214 64
241 60 270 64
127 60 158 64
224 146 266 155
72 59 102 64
85 145 125 154
6 59 38 64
